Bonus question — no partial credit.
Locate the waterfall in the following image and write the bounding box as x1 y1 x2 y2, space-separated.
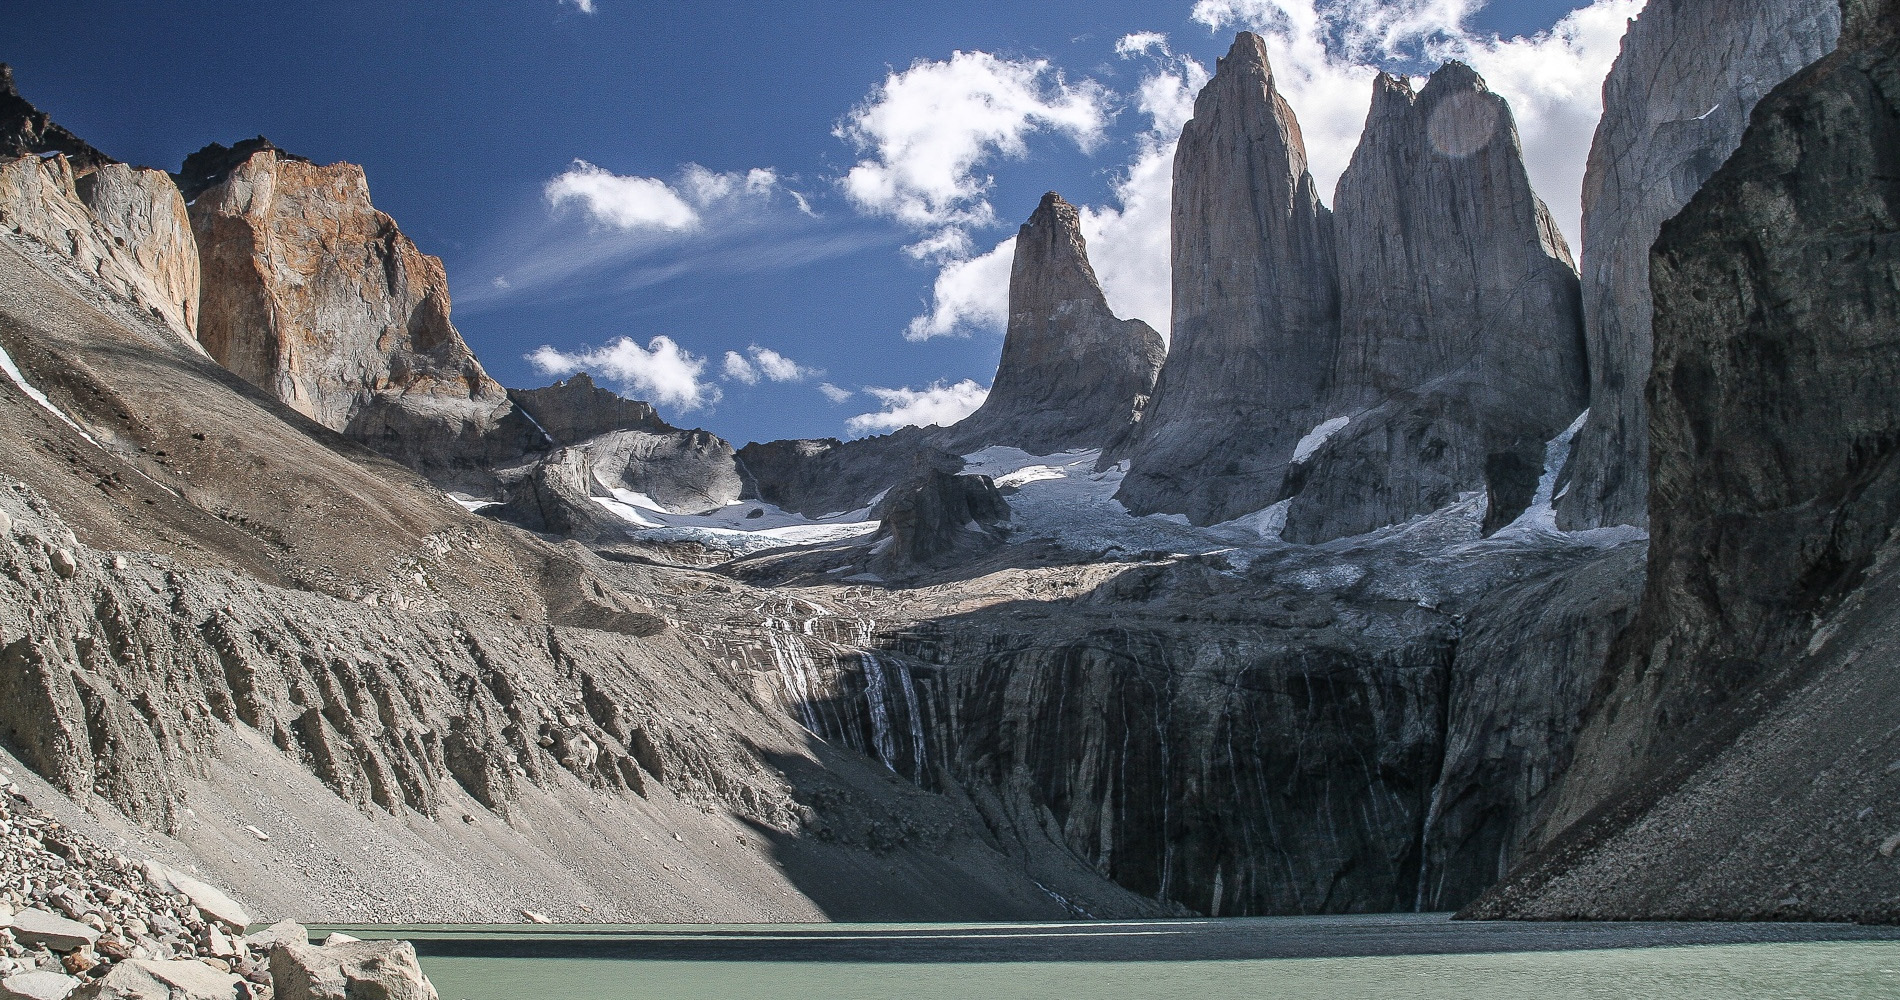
764 617 822 735
860 652 899 769
897 662 928 779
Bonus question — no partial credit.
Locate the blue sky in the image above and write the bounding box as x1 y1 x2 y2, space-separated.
10 0 1631 446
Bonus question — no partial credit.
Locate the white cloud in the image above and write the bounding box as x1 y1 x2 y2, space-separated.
527 336 718 412
845 380 990 436
562 0 595 12
1078 38 1211 338
818 382 854 404
836 50 1109 255
905 236 1015 341
546 161 697 232
544 160 802 234
721 345 814 384
1187 0 1639 252
722 350 760 384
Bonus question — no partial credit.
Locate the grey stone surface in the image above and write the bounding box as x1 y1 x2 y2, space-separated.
1474 0 1900 919
0 972 79 1000
269 941 436 1000
7 911 97 953
1283 64 1586 544
1557 0 1842 530
935 193 1164 456
737 429 962 519
869 470 1009 570
1113 32 1340 525
506 373 667 447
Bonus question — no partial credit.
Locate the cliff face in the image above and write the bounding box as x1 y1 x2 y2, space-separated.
187 144 538 491
1557 0 1843 530
508 373 668 446
0 69 199 347
1114 32 1340 525
937 193 1164 456
1282 65 1587 543
1473 0 1900 919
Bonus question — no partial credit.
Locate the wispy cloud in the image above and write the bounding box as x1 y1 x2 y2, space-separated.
818 382 854 404
545 160 795 233
562 0 595 12
527 335 718 412
845 379 989 436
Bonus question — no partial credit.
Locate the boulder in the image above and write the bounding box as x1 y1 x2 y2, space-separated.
241 920 307 952
0 971 80 1000
8 910 98 952
69 960 239 1000
268 940 437 1000
933 192 1165 456
138 864 249 930
871 470 1010 569
1113 32 1340 525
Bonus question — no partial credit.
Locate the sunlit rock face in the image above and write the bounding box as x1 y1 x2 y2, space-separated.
185 141 542 491
1113 32 1340 526
1557 0 1842 531
935 192 1164 456
1280 63 1587 544
0 67 200 346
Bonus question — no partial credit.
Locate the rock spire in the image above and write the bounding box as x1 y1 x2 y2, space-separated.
1279 62 1587 542
1111 32 1341 525
936 191 1164 456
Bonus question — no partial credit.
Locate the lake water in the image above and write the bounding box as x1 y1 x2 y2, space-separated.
312 914 1900 1000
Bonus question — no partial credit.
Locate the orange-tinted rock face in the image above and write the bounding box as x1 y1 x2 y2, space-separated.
189 148 504 431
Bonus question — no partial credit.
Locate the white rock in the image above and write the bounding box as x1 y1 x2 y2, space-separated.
7 910 98 952
243 826 269 843
0 510 11 537
48 549 76 579
243 919 307 951
520 910 552 925
318 932 359 947
139 863 250 930
0 970 80 1000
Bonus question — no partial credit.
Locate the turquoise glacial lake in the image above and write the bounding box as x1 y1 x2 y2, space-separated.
313 914 1900 1000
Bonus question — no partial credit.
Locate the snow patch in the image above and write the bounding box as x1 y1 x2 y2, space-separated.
0 341 101 449
1291 416 1351 465
591 491 880 555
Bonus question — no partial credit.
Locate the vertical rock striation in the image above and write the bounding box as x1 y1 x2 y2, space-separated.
1282 65 1587 543
185 142 539 490
1113 33 1340 525
1557 0 1842 530
1543 0 1900 846
936 192 1164 456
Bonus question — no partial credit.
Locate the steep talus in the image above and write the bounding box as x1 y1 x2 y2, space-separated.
1473 0 1900 918
187 143 542 493
1113 32 1340 525
1283 64 1587 543
0 195 1108 922
1558 0 1843 530
933 192 1164 456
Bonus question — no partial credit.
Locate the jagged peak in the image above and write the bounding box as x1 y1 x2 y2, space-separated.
172 136 314 201
0 64 115 171
0 64 16 99
1221 31 1274 77
1420 60 1491 100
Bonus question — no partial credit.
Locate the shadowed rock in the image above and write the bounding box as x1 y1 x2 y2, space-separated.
936 192 1164 455
0 64 111 174
1281 63 1587 543
1557 0 1842 530
1112 32 1340 525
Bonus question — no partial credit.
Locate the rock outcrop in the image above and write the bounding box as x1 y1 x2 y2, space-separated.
186 142 538 492
738 430 962 519
507 373 668 446
1112 32 1340 525
934 193 1164 456
1281 65 1587 543
1472 0 1900 918
0 72 199 346
0 65 110 173
869 470 1010 570
1557 0 1843 530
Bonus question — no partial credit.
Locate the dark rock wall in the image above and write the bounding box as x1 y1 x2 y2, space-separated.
1520 0 1900 899
1558 0 1842 531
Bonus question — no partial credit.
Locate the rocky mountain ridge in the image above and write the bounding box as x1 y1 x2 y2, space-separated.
0 0 1892 932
